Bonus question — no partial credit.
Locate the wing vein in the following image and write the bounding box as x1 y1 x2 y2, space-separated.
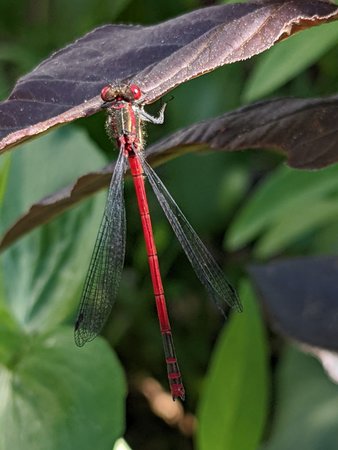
141 155 241 315
74 149 127 346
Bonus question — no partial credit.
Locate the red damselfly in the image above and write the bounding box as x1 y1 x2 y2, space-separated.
74 83 242 400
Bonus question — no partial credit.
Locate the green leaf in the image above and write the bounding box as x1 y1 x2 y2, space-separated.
0 327 126 450
1 125 106 231
0 42 37 72
0 154 10 206
255 199 338 258
310 220 338 254
197 280 269 450
0 129 127 450
0 127 107 331
242 22 338 102
0 306 23 366
261 347 338 450
226 164 338 251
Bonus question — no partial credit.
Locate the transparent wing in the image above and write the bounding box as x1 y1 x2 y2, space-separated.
141 156 242 315
74 150 127 346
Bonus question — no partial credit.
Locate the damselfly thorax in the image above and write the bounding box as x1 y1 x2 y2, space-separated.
102 83 165 154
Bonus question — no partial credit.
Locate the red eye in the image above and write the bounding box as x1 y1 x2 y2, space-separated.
101 85 113 102
130 84 142 100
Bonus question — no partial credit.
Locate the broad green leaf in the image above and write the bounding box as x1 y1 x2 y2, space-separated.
197 280 269 450
226 164 338 251
0 155 12 309
0 154 10 206
217 164 249 222
163 153 242 234
0 327 126 450
1 125 106 231
0 43 37 72
310 220 338 254
0 68 9 100
261 347 338 450
0 306 23 366
255 199 338 258
243 22 338 102
0 127 107 331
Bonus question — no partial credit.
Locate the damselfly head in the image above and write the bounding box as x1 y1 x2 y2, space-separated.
101 83 142 104
129 84 142 100
100 85 115 102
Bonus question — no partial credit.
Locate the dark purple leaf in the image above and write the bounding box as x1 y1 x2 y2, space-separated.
248 256 338 352
146 95 338 170
1 1 337 152
1 94 338 250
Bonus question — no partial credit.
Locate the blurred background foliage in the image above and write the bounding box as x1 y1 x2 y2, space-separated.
0 0 338 449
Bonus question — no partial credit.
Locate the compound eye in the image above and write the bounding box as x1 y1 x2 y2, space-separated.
130 84 142 100
100 85 114 102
